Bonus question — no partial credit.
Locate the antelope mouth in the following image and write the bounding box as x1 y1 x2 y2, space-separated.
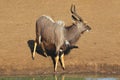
86 27 92 32
81 29 91 34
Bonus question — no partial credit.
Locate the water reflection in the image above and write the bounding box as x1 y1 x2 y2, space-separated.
0 74 119 80
55 75 65 80
85 78 118 80
32 75 65 80
31 74 119 80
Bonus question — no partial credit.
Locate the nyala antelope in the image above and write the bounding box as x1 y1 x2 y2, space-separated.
32 5 91 72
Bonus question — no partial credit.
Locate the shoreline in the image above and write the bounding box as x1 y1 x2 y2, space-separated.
0 63 120 76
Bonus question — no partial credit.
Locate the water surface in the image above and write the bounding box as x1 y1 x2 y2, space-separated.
0 74 119 80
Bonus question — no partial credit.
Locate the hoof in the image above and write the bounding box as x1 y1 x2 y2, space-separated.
62 67 65 70
32 56 35 60
44 54 48 57
43 52 48 57
54 70 58 74
45 54 48 57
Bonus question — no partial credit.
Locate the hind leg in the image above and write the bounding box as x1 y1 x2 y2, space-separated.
41 42 47 57
32 40 37 60
32 35 41 59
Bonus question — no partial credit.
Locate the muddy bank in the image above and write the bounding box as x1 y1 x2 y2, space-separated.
0 63 120 76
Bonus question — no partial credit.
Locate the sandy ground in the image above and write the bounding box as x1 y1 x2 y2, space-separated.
0 0 120 75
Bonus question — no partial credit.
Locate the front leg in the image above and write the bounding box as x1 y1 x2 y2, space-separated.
54 55 59 72
60 53 65 70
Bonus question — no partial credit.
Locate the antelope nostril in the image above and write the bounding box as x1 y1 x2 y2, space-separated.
86 25 91 30
89 27 91 30
87 26 91 30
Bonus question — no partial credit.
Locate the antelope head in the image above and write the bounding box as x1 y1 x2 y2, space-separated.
71 4 91 34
